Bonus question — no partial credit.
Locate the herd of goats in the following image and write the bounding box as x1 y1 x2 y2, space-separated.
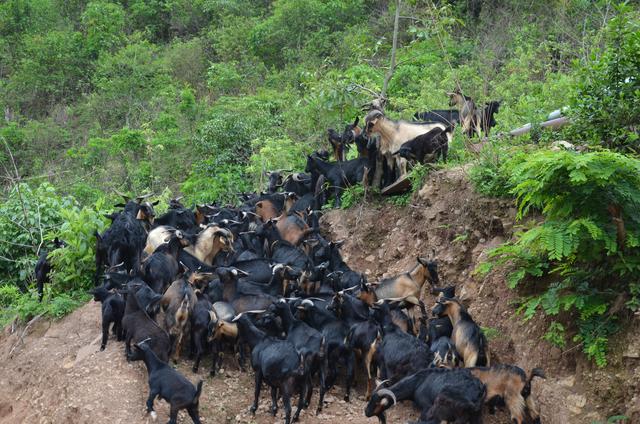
33 94 547 424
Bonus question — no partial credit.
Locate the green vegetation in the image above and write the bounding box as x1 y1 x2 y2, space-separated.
0 0 638 369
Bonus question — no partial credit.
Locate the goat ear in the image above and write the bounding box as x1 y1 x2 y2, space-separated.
353 116 359 127
151 200 160 206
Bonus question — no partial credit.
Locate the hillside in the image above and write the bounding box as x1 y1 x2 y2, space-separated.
1 169 639 424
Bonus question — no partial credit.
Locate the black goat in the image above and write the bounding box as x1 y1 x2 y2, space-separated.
134 339 203 424
393 126 452 164
122 279 171 362
305 153 368 208
364 368 485 424
143 232 189 293
234 314 305 424
89 284 125 351
270 299 327 413
34 237 66 301
477 100 501 137
296 299 356 402
413 109 460 125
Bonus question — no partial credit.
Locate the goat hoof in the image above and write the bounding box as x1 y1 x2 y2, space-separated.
209 370 216 377
100 345 106 351
249 406 257 415
343 395 350 402
192 367 198 373
270 408 277 417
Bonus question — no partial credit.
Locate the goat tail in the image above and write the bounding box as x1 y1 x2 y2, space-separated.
194 380 204 402
528 367 546 384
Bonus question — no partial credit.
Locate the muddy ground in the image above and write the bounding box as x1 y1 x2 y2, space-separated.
0 167 638 424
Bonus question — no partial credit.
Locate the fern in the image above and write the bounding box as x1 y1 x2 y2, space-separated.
479 149 640 366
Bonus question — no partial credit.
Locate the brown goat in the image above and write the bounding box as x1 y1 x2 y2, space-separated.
275 212 313 246
359 257 439 305
447 88 481 138
161 278 198 362
470 365 545 424
255 199 280 221
432 298 490 368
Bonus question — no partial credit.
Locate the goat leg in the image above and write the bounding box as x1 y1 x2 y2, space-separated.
146 390 159 421
344 350 356 402
168 404 179 424
316 360 326 414
100 319 110 351
186 405 201 424
250 371 262 414
270 386 279 416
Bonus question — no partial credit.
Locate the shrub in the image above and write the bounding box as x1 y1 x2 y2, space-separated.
479 149 640 366
0 183 75 287
48 200 109 292
568 6 640 151
246 136 308 190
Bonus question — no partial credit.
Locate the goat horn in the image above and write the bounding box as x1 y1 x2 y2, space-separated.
231 313 243 322
374 379 390 392
234 268 250 277
137 337 152 346
376 389 397 406
114 189 130 201
136 193 154 201
243 309 267 315
343 285 359 292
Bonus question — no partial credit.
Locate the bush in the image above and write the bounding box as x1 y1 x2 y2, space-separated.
0 183 76 287
479 149 640 366
246 136 308 190
568 6 640 151
48 200 109 292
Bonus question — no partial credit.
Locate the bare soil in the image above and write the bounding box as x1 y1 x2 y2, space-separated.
0 167 638 424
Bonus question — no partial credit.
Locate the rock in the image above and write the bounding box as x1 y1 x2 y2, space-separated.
365 255 375 262
559 375 575 388
623 345 640 359
566 394 587 414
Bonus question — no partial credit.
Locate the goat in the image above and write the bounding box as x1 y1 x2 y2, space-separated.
413 109 460 125
122 279 171 362
448 88 481 138
393 126 452 164
99 197 157 275
364 368 485 424
154 206 198 232
234 314 305 424
296 299 356 402
161 277 198 362
364 110 445 186
374 302 433 383
304 153 368 208
477 100 501 137
88 284 125 351
34 237 66 301
432 298 489 367
216 267 277 313
183 225 234 265
266 171 285 193
142 231 189 293
327 117 362 162
329 291 380 400
134 339 203 424
276 213 313 246
359 257 439 304
270 299 327 413
470 365 545 424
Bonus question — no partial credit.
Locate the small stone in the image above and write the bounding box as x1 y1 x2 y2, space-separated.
365 255 375 262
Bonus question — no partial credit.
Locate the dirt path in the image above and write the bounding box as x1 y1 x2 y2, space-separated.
0 301 430 424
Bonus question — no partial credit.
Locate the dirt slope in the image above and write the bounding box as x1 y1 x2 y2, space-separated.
0 167 638 424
